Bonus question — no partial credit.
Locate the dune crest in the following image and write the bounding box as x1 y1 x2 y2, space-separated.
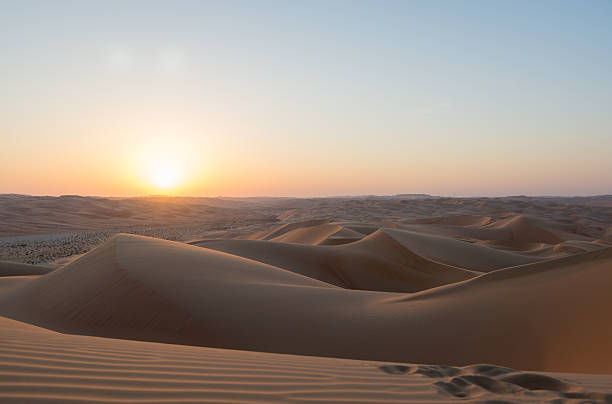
382 228 541 271
2 235 612 373
194 229 476 292
487 215 581 245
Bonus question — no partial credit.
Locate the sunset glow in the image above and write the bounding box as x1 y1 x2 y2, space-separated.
1 1 611 197
147 161 180 190
132 138 194 194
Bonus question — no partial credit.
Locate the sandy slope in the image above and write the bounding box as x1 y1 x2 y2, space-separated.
258 220 369 245
4 316 612 404
487 215 583 244
203 224 542 274
381 228 541 271
244 219 331 241
270 223 345 244
194 229 476 292
2 234 612 374
0 261 55 276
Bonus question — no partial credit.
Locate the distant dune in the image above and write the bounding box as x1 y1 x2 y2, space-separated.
0 194 276 237
194 229 476 292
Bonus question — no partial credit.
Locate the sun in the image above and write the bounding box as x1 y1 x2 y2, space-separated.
132 136 199 194
140 149 184 192
149 164 179 190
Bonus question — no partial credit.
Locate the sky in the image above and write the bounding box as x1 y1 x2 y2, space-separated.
1 0 611 197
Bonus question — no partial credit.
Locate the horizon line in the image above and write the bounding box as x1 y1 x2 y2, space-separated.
2 193 611 200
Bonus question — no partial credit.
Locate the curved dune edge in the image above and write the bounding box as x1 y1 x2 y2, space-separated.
381 228 541 271
486 215 591 245
270 223 344 244
194 229 477 292
2 316 612 404
1 235 612 374
245 219 331 241
248 220 367 246
477 239 609 258
390 212 608 259
272 223 366 245
0 261 55 277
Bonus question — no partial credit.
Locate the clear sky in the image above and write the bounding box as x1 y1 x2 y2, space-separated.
1 0 611 197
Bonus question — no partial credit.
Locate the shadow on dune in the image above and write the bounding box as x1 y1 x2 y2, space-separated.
1 234 612 374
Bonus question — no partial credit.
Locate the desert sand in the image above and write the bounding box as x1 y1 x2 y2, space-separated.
1 194 612 403
3 315 612 403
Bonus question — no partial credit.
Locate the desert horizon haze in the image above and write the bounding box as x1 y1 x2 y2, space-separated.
2 1 612 403
1 0 612 197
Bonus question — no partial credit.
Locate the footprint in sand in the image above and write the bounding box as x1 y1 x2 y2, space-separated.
380 363 612 403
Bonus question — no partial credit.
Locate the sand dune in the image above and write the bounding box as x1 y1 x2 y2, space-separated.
317 226 365 245
0 234 336 346
394 212 608 260
272 223 366 245
245 219 331 241
487 215 588 245
2 235 612 373
4 316 611 404
270 223 344 244
383 246 612 373
0 261 55 277
503 240 607 258
253 221 369 245
398 222 511 243
194 229 476 292
382 228 541 271
221 223 543 272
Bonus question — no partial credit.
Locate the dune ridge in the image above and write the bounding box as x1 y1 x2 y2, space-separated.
382 228 541 271
2 234 612 374
194 229 477 292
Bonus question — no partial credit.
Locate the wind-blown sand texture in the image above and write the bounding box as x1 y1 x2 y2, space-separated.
3 316 612 404
1 194 612 402
3 314 612 404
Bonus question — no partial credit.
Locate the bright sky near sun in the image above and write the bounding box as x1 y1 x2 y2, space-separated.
1 0 611 197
